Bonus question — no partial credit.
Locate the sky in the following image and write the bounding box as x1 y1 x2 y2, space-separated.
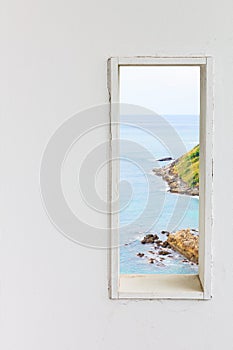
120 66 200 115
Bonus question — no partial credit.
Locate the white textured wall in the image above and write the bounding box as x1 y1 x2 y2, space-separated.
1 1 233 349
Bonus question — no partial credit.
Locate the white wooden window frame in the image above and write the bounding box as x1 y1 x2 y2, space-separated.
107 56 213 300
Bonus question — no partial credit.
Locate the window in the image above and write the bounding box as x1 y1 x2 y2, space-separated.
108 57 213 299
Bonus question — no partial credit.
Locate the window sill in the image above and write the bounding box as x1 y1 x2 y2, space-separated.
116 274 206 300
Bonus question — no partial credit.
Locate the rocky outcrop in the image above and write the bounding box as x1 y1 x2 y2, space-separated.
148 258 155 264
167 229 199 263
153 165 199 196
141 233 159 244
157 157 173 162
158 250 170 256
153 145 199 196
138 230 199 265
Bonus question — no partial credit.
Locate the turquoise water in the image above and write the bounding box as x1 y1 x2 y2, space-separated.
120 114 199 274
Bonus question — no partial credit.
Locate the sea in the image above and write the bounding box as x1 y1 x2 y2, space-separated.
120 114 199 274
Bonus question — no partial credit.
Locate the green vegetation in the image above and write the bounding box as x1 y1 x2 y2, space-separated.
173 144 199 188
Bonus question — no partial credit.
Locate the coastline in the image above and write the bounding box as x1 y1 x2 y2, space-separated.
152 161 199 196
120 119 200 273
121 162 200 272
137 229 199 267
145 157 200 264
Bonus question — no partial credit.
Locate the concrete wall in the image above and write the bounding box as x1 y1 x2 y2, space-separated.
1 0 233 349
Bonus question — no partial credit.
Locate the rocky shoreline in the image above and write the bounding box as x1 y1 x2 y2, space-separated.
137 229 199 265
153 163 199 196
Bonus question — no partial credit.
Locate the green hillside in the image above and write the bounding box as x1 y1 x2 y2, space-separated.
173 144 199 188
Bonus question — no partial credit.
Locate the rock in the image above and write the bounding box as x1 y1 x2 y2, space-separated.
148 258 155 264
158 250 170 255
164 174 170 181
157 157 173 162
137 253 144 258
161 241 170 248
141 233 159 244
167 229 199 263
161 230 170 235
145 234 154 238
148 250 155 254
183 240 195 248
162 157 173 162
152 168 164 176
